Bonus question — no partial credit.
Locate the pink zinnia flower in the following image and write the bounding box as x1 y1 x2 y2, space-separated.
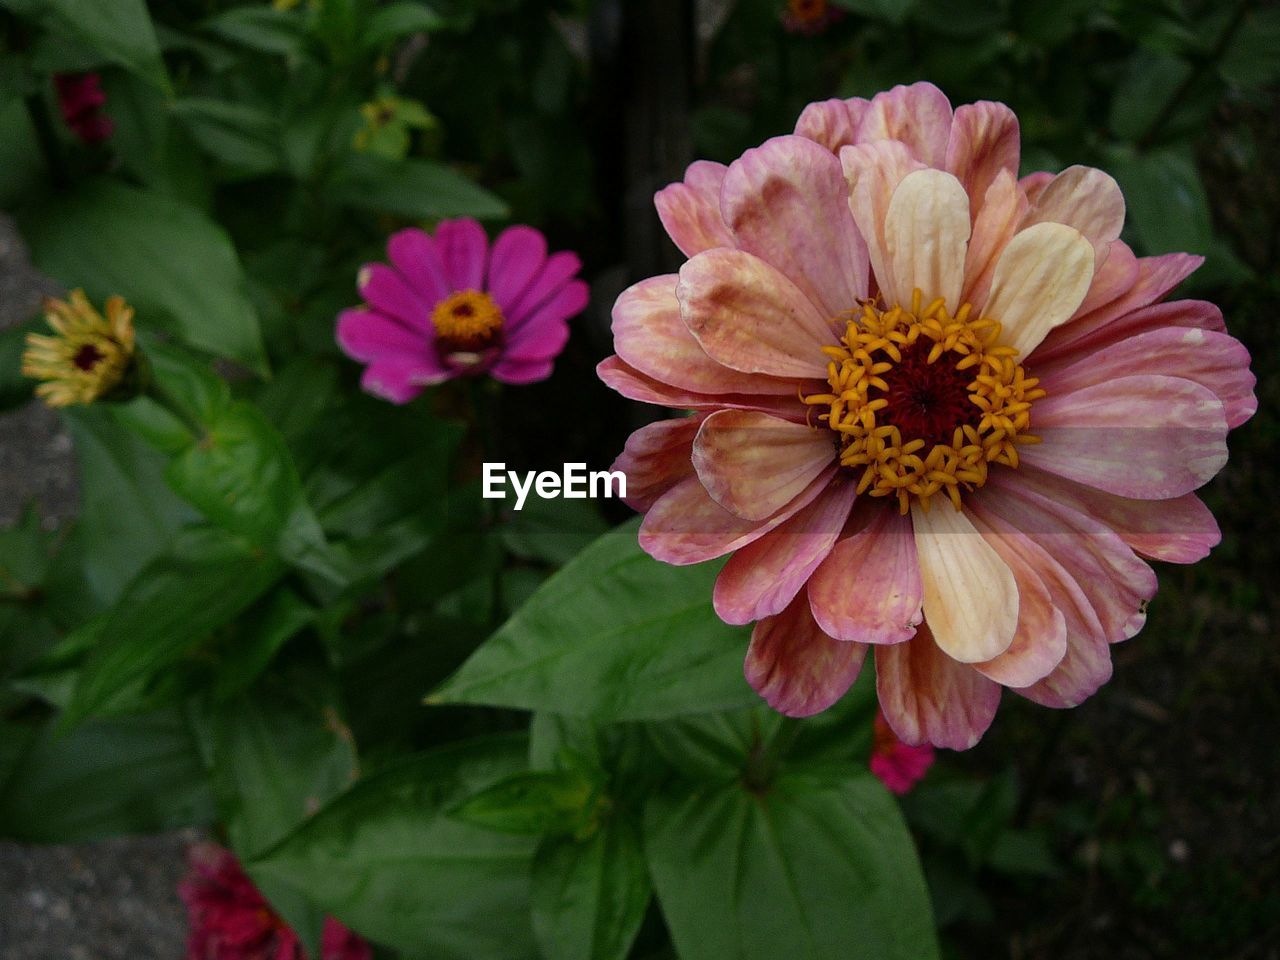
180 843 370 960
870 708 934 794
600 82 1255 749
53 73 114 145
337 219 589 401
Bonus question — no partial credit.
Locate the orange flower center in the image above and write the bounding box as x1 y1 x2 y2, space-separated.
804 290 1045 514
430 290 505 358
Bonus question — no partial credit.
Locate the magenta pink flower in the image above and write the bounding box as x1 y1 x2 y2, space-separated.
337 219 588 401
53 73 114 145
600 82 1255 748
180 844 370 960
870 708 934 794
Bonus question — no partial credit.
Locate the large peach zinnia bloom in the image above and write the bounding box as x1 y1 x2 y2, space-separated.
599 83 1255 749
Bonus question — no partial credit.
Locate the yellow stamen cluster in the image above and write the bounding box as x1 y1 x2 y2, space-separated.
804 290 1045 514
430 290 505 351
21 290 136 408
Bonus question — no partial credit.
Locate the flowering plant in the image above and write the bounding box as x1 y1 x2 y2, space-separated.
0 1 1268 958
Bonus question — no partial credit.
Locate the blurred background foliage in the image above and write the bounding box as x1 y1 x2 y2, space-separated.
0 0 1276 958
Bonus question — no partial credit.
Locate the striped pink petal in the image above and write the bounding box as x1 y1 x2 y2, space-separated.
692 410 836 521
876 625 1001 750
944 100 1020 213
713 480 856 624
595 356 807 419
1024 375 1228 500
720 135 869 317
857 82 954 168
655 160 734 257
840 139 926 304
611 415 703 511
793 96 871 153
677 249 837 379
807 507 922 644
745 593 867 717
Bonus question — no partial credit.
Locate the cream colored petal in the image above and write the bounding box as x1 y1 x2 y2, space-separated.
984 222 1094 358
840 141 925 306
911 503 1018 663
884 169 970 311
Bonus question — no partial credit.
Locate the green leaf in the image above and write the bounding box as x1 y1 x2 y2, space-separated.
21 180 268 374
363 2 447 48
171 98 282 176
531 816 652 960
329 154 509 220
645 768 939 960
202 6 307 57
214 665 358 858
251 736 539 960
428 520 758 721
53 407 195 609
1108 50 1193 141
38 0 170 92
452 769 600 837
1221 8 1280 88
212 588 315 702
502 497 608 567
1108 146 1213 255
0 708 214 841
831 0 917 25
166 402 302 545
63 526 284 728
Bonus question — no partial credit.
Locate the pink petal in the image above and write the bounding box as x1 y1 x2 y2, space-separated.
503 279 587 362
979 475 1157 643
508 251 583 330
875 624 1002 750
1070 240 1139 321
967 517 1067 688
944 101 1020 214
1037 327 1256 429
1021 165 1126 255
434 218 489 291
487 225 548 313
1008 466 1221 564
654 160 734 258
840 140 926 304
595 355 808 418
961 169 1027 309
692 410 836 521
490 357 553 385
857 82 954 168
336 307 425 363
1032 252 1203 362
357 263 432 330
502 317 569 364
713 480 856 624
677 248 837 379
808 507 923 644
612 276 797 396
360 355 449 403
793 96 871 153
745 593 867 717
386 228 449 305
1036 298 1229 376
969 497 1113 707
1024 375 1229 500
871 740 935 795
611 415 703 511
1019 171 1054 204
639 469 832 565
720 135 869 318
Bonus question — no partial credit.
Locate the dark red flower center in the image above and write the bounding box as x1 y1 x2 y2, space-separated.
871 340 979 448
72 343 105 371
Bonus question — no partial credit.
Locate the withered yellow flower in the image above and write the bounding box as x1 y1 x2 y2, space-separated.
22 290 136 407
